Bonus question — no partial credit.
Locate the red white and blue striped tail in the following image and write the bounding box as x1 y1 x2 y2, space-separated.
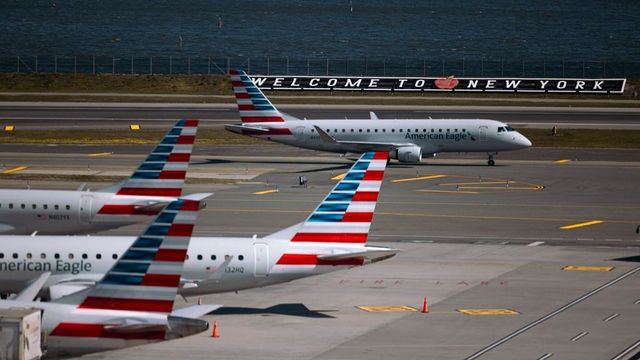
229 69 285 123
76 194 208 314
291 151 389 244
115 119 199 197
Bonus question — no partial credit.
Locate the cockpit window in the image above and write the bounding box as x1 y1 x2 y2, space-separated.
505 126 515 131
498 127 505 133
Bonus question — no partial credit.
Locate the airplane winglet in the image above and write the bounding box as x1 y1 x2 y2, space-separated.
14 272 51 301
370 112 379 121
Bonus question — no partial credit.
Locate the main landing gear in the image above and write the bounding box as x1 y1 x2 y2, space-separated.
487 153 497 166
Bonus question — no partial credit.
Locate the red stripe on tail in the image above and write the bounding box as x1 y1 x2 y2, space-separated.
79 297 174 313
276 254 364 266
291 233 368 243
116 188 182 197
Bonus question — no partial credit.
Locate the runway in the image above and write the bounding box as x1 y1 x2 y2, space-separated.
2 102 640 129
1 141 639 359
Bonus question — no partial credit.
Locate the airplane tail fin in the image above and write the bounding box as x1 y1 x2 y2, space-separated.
70 193 209 314
290 151 388 244
105 119 199 197
229 69 287 123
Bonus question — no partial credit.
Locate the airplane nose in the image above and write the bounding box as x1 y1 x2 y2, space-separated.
518 133 532 148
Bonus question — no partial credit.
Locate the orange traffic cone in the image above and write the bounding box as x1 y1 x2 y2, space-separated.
421 296 429 313
211 320 219 337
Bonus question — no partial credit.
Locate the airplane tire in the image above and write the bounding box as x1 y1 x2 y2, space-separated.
488 159 495 166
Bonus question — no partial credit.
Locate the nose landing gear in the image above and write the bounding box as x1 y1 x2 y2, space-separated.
487 152 497 166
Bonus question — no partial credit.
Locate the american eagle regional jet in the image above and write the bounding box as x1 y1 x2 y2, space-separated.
0 119 199 235
225 69 532 165
0 152 398 301
0 193 215 357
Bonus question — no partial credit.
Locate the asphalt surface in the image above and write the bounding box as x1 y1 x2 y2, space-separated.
1 139 639 359
2 102 640 129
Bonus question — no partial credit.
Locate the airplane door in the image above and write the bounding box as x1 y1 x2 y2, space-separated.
479 126 488 141
79 195 93 223
253 243 269 277
294 126 306 141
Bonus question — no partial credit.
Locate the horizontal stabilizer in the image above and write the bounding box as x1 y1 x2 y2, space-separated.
15 272 51 301
224 124 270 134
171 305 223 319
180 192 214 202
318 247 399 263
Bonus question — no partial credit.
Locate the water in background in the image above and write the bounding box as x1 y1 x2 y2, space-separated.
1 0 639 76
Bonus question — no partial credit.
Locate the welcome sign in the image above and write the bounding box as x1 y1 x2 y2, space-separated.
250 76 625 94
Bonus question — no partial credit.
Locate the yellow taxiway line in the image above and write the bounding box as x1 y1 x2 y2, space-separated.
457 309 520 315
357 305 417 313
2 166 28 174
417 189 479 194
562 265 614 272
87 152 113 157
253 189 279 195
555 159 571 164
392 174 447 183
330 172 347 181
559 220 604 230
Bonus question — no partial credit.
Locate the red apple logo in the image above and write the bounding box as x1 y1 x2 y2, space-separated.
435 76 459 89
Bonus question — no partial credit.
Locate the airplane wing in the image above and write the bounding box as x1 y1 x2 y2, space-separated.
171 305 223 319
14 272 51 301
317 246 399 264
313 125 415 151
224 124 270 134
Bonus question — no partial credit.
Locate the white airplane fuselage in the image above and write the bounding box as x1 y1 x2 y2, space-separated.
0 234 372 297
0 189 171 235
231 118 532 162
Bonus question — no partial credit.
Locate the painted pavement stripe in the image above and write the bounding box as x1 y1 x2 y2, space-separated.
458 309 519 316
417 189 479 194
559 220 604 230
555 159 571 164
2 166 28 174
331 172 347 181
392 174 447 183
88 152 113 157
254 189 279 195
563 265 614 272
356 305 417 313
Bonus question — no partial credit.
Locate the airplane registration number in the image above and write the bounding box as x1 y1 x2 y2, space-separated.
225 266 244 274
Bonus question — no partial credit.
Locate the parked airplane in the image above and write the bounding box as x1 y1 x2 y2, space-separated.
0 119 199 235
225 69 532 166
0 152 397 300
0 193 216 357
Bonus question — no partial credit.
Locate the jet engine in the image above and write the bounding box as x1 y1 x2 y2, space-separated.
394 146 422 163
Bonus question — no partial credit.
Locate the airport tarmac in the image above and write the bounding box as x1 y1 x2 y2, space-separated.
0 144 639 359
2 102 640 129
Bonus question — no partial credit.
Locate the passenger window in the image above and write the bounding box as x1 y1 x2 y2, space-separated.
82 253 88 259
0 253 4 259
40 253 46 259
462 128 466 132
310 129 315 133
391 129 395 132
431 129 435 132
382 129 386 132
350 129 354 132
12 253 18 259
446 129 450 132
26 253 32 259
21 204 25 209
399 129 403 132
334 129 337 133
32 204 36 209
407 129 411 133
54 253 60 259
9 204 13 209
341 129 345 133
43 204 48 210
186 254 190 260
439 129 442 133
68 253 74 259
66 205 70 210
423 129 427 132
415 129 418 132
112 254 118 259
197 254 203 260
211 255 217 261
374 129 378 132
455 129 458 132
55 205 59 210
96 254 102 259
239 255 244 261
359 129 362 132
366 129 370 132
